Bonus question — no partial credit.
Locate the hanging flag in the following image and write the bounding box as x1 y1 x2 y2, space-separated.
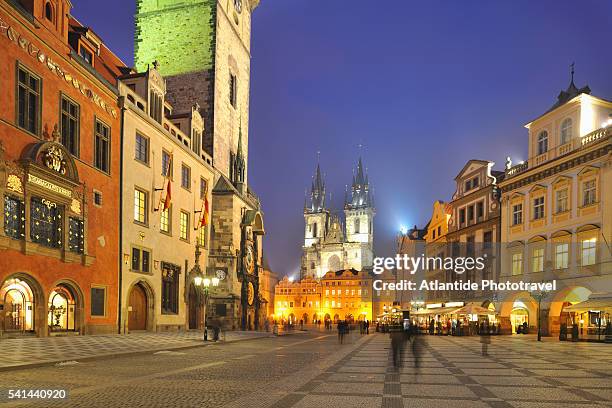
200 187 209 228
163 179 171 211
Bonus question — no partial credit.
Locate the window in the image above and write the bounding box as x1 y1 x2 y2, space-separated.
560 118 572 145
160 207 170 233
181 164 190 190
437 226 441 236
532 248 544 273
465 179 472 191
30 197 62 248
17 66 40 134
581 238 596 266
312 222 317 238
197 225 207 247
533 197 545 220
180 211 189 241
134 188 148 224
229 73 237 108
354 218 360 234
161 264 179 314
555 189 568 213
4 196 25 239
94 120 110 173
91 287 106 317
582 180 596 206
135 133 149 164
476 201 484 219
68 218 84 254
45 2 53 21
149 91 162 123
161 150 172 177
512 204 523 225
537 131 548 155
200 178 207 200
61 96 80 156
467 205 474 222
459 208 465 225
555 243 569 269
79 46 93 65
512 253 523 276
472 177 479 188
93 191 103 206
131 247 151 273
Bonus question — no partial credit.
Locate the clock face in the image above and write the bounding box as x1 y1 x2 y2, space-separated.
215 269 226 281
247 282 254 306
244 244 255 275
234 0 242 13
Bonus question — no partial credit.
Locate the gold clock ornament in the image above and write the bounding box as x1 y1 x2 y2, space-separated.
244 243 255 275
247 282 254 306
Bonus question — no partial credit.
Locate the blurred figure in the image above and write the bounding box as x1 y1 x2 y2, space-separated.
389 324 406 368
480 321 491 356
411 325 424 373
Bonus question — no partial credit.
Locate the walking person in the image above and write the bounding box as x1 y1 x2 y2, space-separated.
480 321 491 356
389 325 405 368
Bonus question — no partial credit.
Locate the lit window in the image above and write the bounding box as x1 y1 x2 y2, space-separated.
532 248 544 273
134 189 147 224
160 207 170 233
4 196 25 239
197 225 207 247
537 131 548 155
581 238 596 266
555 243 568 269
582 180 596 206
180 211 189 241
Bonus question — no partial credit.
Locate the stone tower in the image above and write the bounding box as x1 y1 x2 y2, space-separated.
134 0 265 331
344 157 375 270
134 0 259 182
301 164 329 279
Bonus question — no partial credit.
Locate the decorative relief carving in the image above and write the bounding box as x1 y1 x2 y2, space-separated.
6 174 23 194
42 145 67 175
70 199 81 214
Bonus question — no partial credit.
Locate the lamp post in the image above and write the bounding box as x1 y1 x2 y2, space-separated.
531 289 549 342
190 245 220 341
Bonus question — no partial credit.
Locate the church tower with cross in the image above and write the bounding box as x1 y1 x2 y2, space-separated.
301 157 376 279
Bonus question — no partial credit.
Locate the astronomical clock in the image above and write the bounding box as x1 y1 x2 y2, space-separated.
240 221 260 330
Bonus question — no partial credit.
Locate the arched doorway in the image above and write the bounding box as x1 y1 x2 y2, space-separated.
302 313 309 324
324 313 331 323
313 313 318 323
128 283 148 331
48 283 80 333
1 278 36 333
288 313 296 324
510 302 529 334
188 284 203 330
333 313 340 323
345 313 354 323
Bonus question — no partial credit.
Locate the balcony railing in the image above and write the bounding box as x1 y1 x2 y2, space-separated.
505 126 610 179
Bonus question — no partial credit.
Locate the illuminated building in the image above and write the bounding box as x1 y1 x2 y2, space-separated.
274 270 373 324
301 158 375 279
134 0 266 330
116 63 216 333
0 0 124 335
499 73 612 337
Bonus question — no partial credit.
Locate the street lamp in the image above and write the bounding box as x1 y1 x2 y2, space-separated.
530 289 549 342
189 245 220 341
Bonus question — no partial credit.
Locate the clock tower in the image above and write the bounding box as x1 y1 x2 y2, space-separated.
134 0 265 331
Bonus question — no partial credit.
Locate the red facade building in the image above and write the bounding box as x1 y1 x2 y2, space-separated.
0 0 126 336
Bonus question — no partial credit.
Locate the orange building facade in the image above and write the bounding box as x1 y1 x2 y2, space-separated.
0 0 124 336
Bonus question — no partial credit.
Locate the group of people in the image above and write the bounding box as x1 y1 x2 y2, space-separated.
389 323 424 369
422 318 501 336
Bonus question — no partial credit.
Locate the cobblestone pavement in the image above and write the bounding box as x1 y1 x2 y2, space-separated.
0 331 270 370
0 332 610 407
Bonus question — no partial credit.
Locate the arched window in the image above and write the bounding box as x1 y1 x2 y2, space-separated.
537 131 548 155
560 118 572 145
45 2 54 22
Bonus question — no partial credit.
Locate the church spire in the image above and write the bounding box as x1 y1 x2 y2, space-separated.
346 157 372 210
307 162 326 213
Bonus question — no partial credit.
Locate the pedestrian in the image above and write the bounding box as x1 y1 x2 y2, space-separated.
389 326 404 368
429 319 434 335
446 319 451 335
366 319 369 335
480 321 491 356
410 325 423 373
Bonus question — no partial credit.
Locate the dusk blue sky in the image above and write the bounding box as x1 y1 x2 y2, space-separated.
73 1 612 278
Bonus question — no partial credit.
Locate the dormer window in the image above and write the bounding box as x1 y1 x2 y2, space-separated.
537 131 548 155
79 45 93 66
45 2 54 22
560 118 572 144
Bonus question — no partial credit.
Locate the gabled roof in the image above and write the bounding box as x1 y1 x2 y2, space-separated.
454 160 491 180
